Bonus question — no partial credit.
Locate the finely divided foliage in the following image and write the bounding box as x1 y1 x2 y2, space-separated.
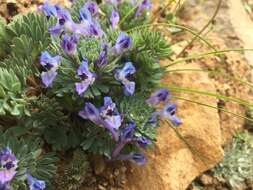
0 0 181 189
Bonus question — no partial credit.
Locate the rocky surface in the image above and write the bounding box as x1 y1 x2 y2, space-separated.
1 0 252 190
126 61 224 190
126 0 253 189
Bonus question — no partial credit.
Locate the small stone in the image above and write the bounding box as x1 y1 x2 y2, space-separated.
102 182 108 187
199 174 213 186
98 185 106 190
94 156 106 175
120 166 127 173
121 180 126 185
114 169 120 176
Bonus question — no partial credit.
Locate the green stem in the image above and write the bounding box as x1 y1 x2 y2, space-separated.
127 23 217 52
151 0 176 22
165 48 253 67
166 85 253 108
119 2 142 26
172 96 253 122
176 0 222 57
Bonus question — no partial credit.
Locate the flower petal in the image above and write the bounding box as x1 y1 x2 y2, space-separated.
75 81 90 95
85 1 99 16
113 32 132 54
79 103 102 125
27 175 46 190
123 81 135 96
110 10 120 29
41 70 57 87
61 34 79 55
146 89 170 106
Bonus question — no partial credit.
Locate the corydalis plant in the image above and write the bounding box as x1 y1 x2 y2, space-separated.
0 0 177 188
0 147 46 190
38 0 179 163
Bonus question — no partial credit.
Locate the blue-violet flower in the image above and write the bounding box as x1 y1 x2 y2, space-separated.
112 122 136 157
117 153 147 166
110 10 120 29
84 1 99 17
0 148 18 188
112 32 132 55
27 175 46 190
75 59 96 95
38 0 58 18
146 89 170 106
160 103 182 126
115 62 136 96
39 51 61 87
61 34 79 55
135 0 152 17
96 44 108 67
79 97 122 141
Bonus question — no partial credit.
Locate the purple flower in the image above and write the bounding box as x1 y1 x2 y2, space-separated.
27 175 46 190
87 20 104 37
40 51 61 69
135 0 152 17
100 97 122 131
80 6 93 22
135 136 152 148
0 148 18 187
147 112 159 126
117 153 147 166
146 89 170 106
112 122 136 157
110 10 120 29
79 102 103 125
0 148 18 171
49 8 74 36
84 1 99 17
115 62 136 96
61 34 79 55
160 104 182 126
79 97 121 141
41 70 58 88
38 1 57 18
105 0 123 5
80 7 104 37
39 51 61 87
96 44 108 67
75 60 96 95
113 33 132 54
0 182 10 190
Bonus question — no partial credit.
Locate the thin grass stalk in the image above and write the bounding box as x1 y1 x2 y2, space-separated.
176 0 222 57
172 96 253 123
165 48 253 68
126 23 217 51
164 120 211 167
166 85 253 108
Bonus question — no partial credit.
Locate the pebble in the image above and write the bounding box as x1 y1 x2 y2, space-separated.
199 174 213 185
94 156 106 175
98 185 106 190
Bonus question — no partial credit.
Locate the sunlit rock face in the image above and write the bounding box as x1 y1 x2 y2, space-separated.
126 62 224 190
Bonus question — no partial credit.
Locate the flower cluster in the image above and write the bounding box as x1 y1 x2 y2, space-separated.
36 0 180 165
0 148 45 190
146 89 182 126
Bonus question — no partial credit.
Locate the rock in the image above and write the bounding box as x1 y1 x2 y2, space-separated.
126 62 224 190
199 174 213 186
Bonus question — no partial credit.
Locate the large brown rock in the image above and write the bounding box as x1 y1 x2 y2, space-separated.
126 62 224 190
